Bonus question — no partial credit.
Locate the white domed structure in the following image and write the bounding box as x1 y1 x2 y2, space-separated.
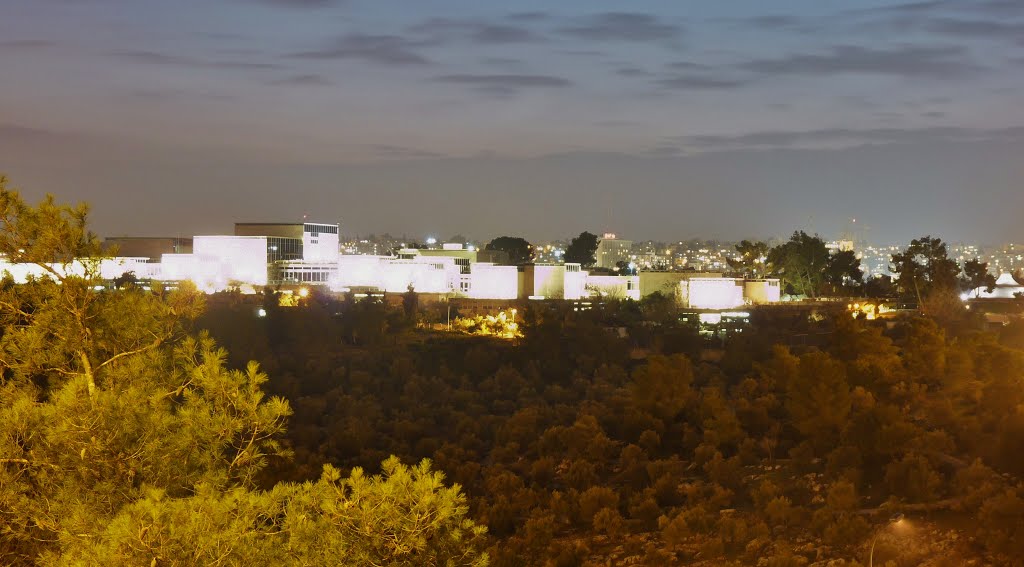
969 272 1024 300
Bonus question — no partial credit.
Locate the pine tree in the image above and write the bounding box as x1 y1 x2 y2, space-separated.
0 177 488 566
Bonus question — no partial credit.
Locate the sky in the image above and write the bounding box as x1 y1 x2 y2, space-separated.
1 0 1023 245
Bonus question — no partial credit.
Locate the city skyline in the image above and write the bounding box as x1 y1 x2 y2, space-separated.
2 1 1023 243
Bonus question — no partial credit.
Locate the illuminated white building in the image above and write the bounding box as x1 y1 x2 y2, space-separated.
966 272 1024 300
743 279 782 304
677 276 782 309
681 277 745 310
0 256 157 283
470 264 519 299
586 274 641 300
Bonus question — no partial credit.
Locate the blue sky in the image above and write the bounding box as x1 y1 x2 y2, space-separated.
1 0 1023 244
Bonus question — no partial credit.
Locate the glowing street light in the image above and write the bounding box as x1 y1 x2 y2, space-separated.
869 513 907 567
298 287 309 298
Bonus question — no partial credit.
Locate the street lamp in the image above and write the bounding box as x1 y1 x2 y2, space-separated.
869 513 906 567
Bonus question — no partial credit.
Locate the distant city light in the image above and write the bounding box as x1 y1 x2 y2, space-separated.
426 237 437 245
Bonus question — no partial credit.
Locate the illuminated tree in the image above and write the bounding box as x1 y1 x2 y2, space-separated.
784 351 851 451
68 458 488 566
728 239 770 278
0 179 487 565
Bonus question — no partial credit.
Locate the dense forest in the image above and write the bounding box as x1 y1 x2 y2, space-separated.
4 181 1024 565
203 285 1024 566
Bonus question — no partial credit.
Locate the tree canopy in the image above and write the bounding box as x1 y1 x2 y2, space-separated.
962 258 996 297
727 240 769 278
890 235 961 304
484 236 532 265
564 231 599 267
767 231 830 297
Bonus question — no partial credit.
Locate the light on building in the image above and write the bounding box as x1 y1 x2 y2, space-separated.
298 287 309 298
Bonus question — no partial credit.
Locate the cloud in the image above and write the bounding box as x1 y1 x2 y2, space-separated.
670 125 1024 151
434 74 572 95
365 144 446 160
269 74 333 86
655 75 748 90
666 61 711 71
252 0 340 7
559 13 681 42
739 14 806 31
847 1 952 15
290 35 430 65
110 49 281 70
0 123 63 143
507 12 548 22
738 45 984 78
615 66 650 77
926 18 1024 43
407 18 543 44
0 39 56 50
851 0 1024 17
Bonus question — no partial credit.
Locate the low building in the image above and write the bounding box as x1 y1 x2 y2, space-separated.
586 274 640 300
681 277 745 309
744 279 782 304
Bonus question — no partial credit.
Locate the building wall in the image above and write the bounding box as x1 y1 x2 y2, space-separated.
191 235 268 290
104 237 192 260
586 274 640 300
519 264 568 299
0 257 156 282
234 223 303 239
638 272 689 300
564 263 587 300
469 263 518 299
744 279 782 304
681 277 745 309
302 223 340 263
596 238 633 269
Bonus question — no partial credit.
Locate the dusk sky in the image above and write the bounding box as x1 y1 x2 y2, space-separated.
2 0 1023 245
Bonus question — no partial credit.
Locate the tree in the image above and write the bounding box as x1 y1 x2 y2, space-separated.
767 231 830 297
66 458 488 566
564 231 599 267
864 274 895 298
485 236 533 265
0 178 488 565
824 250 863 295
784 351 851 451
962 258 996 298
727 240 770 278
890 236 961 304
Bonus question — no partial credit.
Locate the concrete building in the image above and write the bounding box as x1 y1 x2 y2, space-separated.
586 274 640 300
470 263 519 299
638 272 725 301
596 233 633 269
103 237 192 260
744 279 782 304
